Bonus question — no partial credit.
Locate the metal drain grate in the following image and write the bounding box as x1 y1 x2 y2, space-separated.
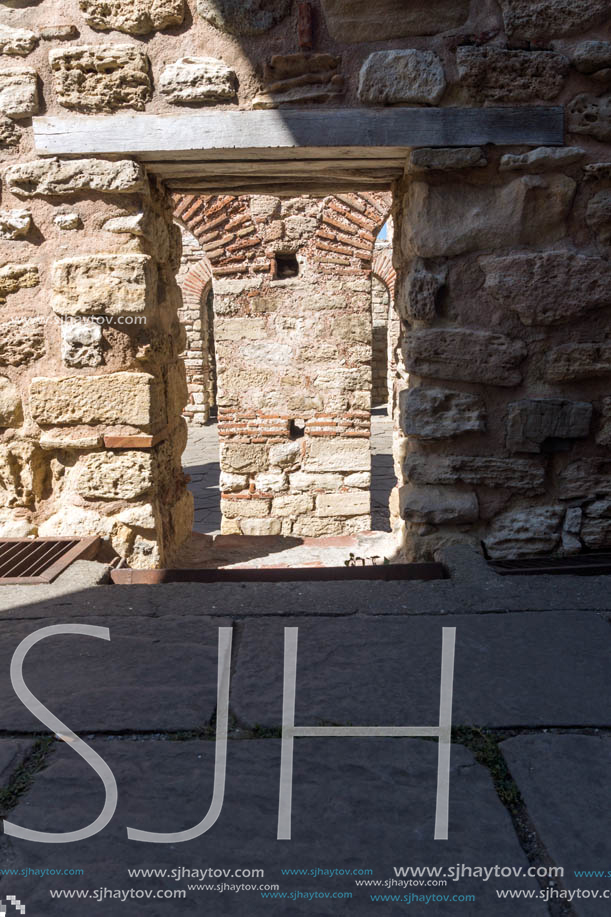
0 536 100 584
488 552 611 576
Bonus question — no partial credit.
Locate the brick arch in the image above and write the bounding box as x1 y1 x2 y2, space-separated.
312 192 392 275
372 248 397 299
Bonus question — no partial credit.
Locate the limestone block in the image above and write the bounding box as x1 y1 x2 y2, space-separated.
304 438 370 473
76 450 153 500
316 491 370 517
319 0 469 42
51 255 156 317
358 50 446 105
0 322 45 366
50 45 151 112
269 439 301 469
271 493 314 516
165 361 188 418
29 372 165 429
219 471 247 492
400 484 478 525
39 505 113 538
0 115 19 148
39 25 79 41
596 398 611 446
401 387 486 440
581 500 611 548
80 0 184 34
220 442 267 473
499 0 611 40
456 47 568 103
240 517 282 536
407 148 487 172
288 471 343 491
0 264 39 303
196 0 290 35
506 400 592 453
0 210 32 240
159 57 237 103
403 329 527 388
0 442 46 508
0 67 38 118
0 512 35 537
113 502 158 528
499 147 585 173
546 343 611 382
484 506 564 559
561 506 582 554
405 454 545 492
292 515 358 537
557 459 611 499
0 377 21 426
254 472 287 493
220 517 240 535
220 497 270 519
586 191 611 244
482 252 610 326
573 41 611 74
397 260 446 324
0 25 38 56
568 94 611 142
5 158 146 197
402 176 575 258
344 472 371 488
61 321 103 368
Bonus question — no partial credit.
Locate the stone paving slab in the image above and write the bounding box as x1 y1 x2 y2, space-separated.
230 612 611 729
502 734 611 916
2 739 545 916
0 617 229 732
0 740 32 787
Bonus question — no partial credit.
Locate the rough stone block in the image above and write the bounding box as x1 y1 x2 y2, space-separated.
79 0 184 34
0 322 45 366
482 252 610 326
288 471 343 491
50 45 151 112
596 398 611 446
0 263 38 302
220 442 268 474
0 378 21 426
358 50 446 105
196 0 290 35
573 40 611 74
269 439 301 469
304 438 370 473
484 506 564 559
457 47 568 102
221 497 270 519
319 0 469 42
582 500 611 548
77 451 153 500
272 493 314 516
397 260 446 324
557 459 611 500
240 517 282 536
499 0 611 40
0 67 38 118
29 372 165 429
61 321 103 368
545 343 611 382
254 472 287 493
219 471 247 492
499 147 585 173
506 400 592 453
0 25 38 56
400 484 478 525
568 93 611 141
0 210 31 240
403 329 527 388
561 506 582 554
159 57 237 103
51 254 156 317
405 454 545 492
407 147 487 172
344 472 370 488
401 387 486 440
316 491 370 517
402 176 575 258
0 442 46 508
586 191 611 244
165 361 188 418
0 115 19 148
5 158 146 197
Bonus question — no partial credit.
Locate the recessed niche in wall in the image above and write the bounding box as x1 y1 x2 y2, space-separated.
274 252 299 279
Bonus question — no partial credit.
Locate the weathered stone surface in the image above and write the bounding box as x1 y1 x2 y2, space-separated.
482 252 610 326
240 517 281 536
505 400 592 453
221 497 270 519
289 471 343 491
0 263 38 302
0 210 31 240
196 0 290 36
159 57 237 104
457 47 568 103
546 342 611 382
272 493 314 516
219 471 247 493
0 24 38 56
0 114 19 148
0 377 21 426
221 442 268 474
0 322 45 366
397 260 446 324
402 176 575 258
581 499 611 548
0 67 38 118
50 45 151 112
499 147 585 173
484 506 564 558
561 506 582 554
77 451 153 500
269 439 301 469
573 40 611 74
5 158 146 197
61 321 103 367
407 147 487 172
401 387 486 440
500 0 611 40
51 255 156 317
29 372 165 429
254 471 287 493
405 454 545 492
319 0 470 42
38 25 79 41
256 52 344 109
400 484 478 525
568 93 611 141
316 491 370 517
403 329 527 387
0 442 46 508
586 191 611 243
54 212 81 231
304 437 370 472
558 459 611 499
596 397 611 446
79 0 184 34
358 50 446 105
